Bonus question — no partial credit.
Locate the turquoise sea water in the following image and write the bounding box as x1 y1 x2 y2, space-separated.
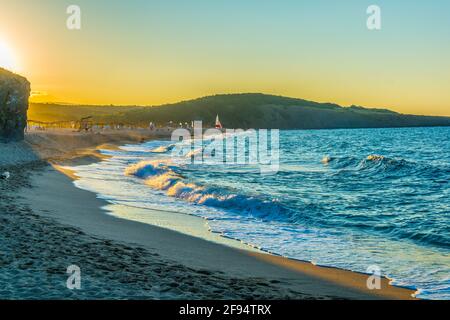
69 127 450 299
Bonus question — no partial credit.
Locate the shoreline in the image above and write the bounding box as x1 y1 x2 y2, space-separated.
3 130 417 299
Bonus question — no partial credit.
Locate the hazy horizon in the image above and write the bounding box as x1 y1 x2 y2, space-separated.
25 91 449 118
1 0 450 116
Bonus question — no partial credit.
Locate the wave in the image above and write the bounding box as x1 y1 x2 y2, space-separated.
358 155 410 172
321 156 333 164
125 160 286 219
321 154 450 184
322 154 411 174
150 144 175 153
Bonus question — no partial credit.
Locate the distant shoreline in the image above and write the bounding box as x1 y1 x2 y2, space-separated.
28 94 450 131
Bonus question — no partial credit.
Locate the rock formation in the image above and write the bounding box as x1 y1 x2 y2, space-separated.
0 68 30 142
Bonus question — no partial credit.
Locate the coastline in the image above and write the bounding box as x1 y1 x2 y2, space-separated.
1 130 417 299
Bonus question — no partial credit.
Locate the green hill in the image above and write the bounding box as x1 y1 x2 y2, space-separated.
27 103 142 123
29 93 450 129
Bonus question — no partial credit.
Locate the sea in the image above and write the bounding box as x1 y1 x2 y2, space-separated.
66 127 450 300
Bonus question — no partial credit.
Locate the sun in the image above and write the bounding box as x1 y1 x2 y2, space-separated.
0 40 18 72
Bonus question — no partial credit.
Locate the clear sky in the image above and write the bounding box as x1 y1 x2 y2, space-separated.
0 0 449 115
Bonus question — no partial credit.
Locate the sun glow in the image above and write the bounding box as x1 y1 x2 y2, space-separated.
0 40 18 72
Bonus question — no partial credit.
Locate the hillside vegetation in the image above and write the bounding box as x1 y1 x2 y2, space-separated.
27 104 142 123
28 93 450 129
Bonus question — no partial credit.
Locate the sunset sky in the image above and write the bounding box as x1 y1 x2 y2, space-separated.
0 0 449 115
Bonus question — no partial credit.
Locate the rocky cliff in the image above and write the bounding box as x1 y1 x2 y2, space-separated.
0 68 30 141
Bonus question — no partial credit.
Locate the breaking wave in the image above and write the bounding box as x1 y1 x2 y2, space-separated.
125 160 285 219
322 154 411 173
150 144 175 153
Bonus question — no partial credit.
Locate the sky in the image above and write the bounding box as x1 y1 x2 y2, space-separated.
0 0 449 115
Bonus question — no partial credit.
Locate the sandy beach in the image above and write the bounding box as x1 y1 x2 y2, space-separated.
0 130 417 300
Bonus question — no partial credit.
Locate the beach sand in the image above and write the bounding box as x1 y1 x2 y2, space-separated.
0 130 417 299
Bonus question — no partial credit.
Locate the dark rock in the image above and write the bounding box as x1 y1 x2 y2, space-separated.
0 68 30 142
